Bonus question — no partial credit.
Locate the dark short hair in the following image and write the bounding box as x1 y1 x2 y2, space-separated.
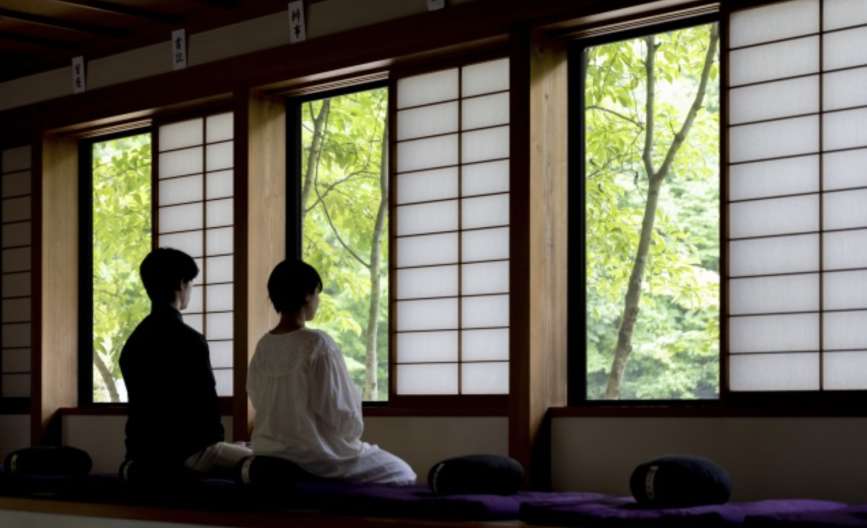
267 260 323 313
140 248 199 304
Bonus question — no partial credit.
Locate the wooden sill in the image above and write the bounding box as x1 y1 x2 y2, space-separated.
60 398 234 417
61 396 508 418
0 496 526 528
550 396 867 418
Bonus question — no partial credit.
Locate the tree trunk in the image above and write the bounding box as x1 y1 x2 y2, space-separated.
604 177 663 398
604 27 719 399
301 100 331 219
363 122 389 400
94 349 120 402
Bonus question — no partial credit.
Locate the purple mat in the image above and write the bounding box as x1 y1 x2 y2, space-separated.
745 505 867 527
520 495 847 527
296 480 608 520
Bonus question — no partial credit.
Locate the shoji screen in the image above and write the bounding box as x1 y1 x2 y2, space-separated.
728 0 867 391
1 146 32 399
394 58 510 395
157 113 235 396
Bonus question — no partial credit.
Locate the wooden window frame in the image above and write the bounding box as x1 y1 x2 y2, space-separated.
564 3 867 416
567 14 723 409
77 127 152 408
285 81 392 409
76 102 237 414
388 56 512 411
283 55 513 415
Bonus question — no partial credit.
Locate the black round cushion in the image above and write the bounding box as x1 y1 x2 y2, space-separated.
241 455 318 487
428 454 524 496
630 455 731 507
4 446 92 477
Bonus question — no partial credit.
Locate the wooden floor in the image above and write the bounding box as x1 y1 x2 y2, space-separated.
0 496 534 528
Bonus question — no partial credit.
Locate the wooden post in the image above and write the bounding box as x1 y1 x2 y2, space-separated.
235 91 286 441
34 134 79 444
509 29 570 488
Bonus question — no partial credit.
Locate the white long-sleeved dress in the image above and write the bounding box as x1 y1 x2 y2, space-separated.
247 328 416 485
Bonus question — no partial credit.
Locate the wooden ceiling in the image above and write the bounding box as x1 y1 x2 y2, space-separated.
0 0 307 83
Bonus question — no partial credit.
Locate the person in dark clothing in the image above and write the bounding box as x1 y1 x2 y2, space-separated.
119 248 250 478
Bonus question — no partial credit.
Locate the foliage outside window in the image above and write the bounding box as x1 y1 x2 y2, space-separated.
300 88 389 401
583 23 720 400
92 134 152 403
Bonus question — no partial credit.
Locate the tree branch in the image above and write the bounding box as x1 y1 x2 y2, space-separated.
93 348 121 402
301 100 331 221
587 105 643 128
304 169 372 214
315 183 371 269
653 25 720 183
641 35 658 179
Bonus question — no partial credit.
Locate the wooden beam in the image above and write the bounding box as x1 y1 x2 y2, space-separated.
47 0 182 25
0 7 125 37
0 32 76 50
237 91 286 441
0 0 663 140
33 134 79 444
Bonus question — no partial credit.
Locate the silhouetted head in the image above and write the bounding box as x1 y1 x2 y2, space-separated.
267 259 323 319
139 248 199 308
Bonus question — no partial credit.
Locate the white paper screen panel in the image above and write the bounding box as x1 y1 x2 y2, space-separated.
729 155 818 200
824 68 867 110
824 149 867 190
729 274 819 315
824 108 867 151
824 270 867 310
396 364 458 395
461 362 508 395
823 26 867 71
397 331 458 363
728 0 867 392
729 0 818 48
729 36 819 87
729 313 819 353
729 76 819 125
157 114 235 396
397 167 459 204
397 101 458 141
824 311 867 349
824 229 867 269
729 235 818 276
729 195 818 238
824 351 867 389
1 146 32 400
394 58 511 395
824 0 867 30
728 115 818 163
729 353 820 391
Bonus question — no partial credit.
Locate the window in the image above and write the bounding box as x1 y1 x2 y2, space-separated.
392 58 512 396
1 146 33 400
81 110 236 404
85 132 153 403
576 22 721 400
156 112 236 397
727 0 867 392
294 86 390 402
290 58 513 402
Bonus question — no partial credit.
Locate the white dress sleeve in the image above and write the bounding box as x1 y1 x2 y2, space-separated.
309 334 364 442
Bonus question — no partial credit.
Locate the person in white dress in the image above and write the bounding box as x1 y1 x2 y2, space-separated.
247 260 417 485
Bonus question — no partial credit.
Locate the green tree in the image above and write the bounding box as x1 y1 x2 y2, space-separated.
585 24 720 399
92 134 152 402
301 88 389 401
